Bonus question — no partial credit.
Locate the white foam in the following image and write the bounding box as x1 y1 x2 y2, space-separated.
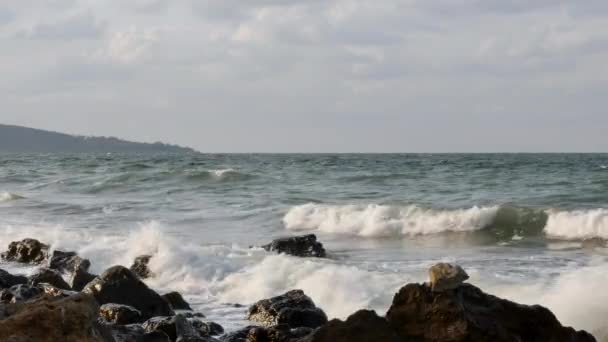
0 192 25 202
544 209 608 240
210 169 237 177
283 203 500 237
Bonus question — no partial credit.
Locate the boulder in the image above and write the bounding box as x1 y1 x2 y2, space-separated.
100 303 143 325
1 238 49 264
130 254 154 279
386 282 597 342
0 292 111 342
222 325 312 342
83 265 174 320
143 314 202 341
191 319 224 336
248 290 328 329
0 268 27 288
1 283 75 304
163 291 192 311
428 262 469 292
299 310 399 342
48 249 91 273
108 324 145 342
70 266 98 291
28 267 72 290
262 235 326 258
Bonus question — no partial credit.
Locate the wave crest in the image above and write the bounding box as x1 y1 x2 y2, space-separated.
544 209 608 240
0 192 25 202
283 203 500 237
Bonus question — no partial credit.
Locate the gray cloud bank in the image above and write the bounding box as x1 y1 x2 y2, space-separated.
1 0 607 152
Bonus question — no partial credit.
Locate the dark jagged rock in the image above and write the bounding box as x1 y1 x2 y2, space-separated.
48 249 91 273
28 267 72 290
1 238 49 264
298 310 399 342
386 282 596 342
108 324 146 342
163 291 192 311
143 314 204 342
83 265 174 320
222 325 312 342
0 283 75 304
262 235 326 258
131 254 154 279
191 319 224 336
0 292 110 342
70 266 98 291
100 303 143 325
248 290 327 329
142 330 172 342
0 268 27 288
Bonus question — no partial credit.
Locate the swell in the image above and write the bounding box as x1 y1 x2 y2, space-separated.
283 203 608 241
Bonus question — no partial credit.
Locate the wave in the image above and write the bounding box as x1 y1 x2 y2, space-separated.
0 192 25 202
185 169 254 182
283 203 500 237
283 203 608 241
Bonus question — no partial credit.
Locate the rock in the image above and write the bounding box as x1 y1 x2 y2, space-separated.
299 310 399 342
108 324 146 342
183 312 206 318
191 319 224 336
100 303 143 325
163 291 192 311
428 262 469 292
0 292 110 342
222 325 311 342
1 238 49 264
70 266 98 291
248 290 328 329
386 282 597 342
28 267 72 290
143 331 172 342
83 265 174 320
143 314 202 341
262 235 326 258
1 283 75 304
0 268 27 288
48 249 91 273
130 254 154 279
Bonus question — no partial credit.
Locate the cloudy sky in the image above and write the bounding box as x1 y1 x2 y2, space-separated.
1 1 607 152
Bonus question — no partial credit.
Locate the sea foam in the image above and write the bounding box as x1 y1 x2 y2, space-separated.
544 209 608 240
283 203 500 237
0 192 24 202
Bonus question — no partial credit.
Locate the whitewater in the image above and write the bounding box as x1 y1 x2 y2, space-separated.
1 153 608 338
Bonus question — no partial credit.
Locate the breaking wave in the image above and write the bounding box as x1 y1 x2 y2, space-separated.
0 192 25 202
283 203 608 241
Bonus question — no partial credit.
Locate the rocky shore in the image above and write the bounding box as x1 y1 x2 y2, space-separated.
0 235 598 342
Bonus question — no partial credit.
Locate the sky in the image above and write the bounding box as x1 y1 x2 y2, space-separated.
1 0 607 152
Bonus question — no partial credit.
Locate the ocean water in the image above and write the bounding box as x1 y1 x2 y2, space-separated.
1 153 608 337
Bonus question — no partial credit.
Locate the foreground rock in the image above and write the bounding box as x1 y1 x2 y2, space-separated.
221 325 311 342
1 283 76 304
130 254 154 279
163 291 192 311
84 265 174 320
28 267 72 290
1 238 49 264
0 268 27 288
299 310 399 342
428 262 469 292
386 265 596 342
0 293 112 342
248 290 327 329
262 235 326 258
100 303 142 325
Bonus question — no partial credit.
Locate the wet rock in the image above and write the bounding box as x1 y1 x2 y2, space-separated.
248 290 328 329
183 312 206 318
83 265 174 320
386 281 597 342
0 284 42 303
1 238 49 264
28 267 72 290
428 262 469 292
143 331 172 342
0 268 27 288
299 310 399 342
130 254 154 279
222 325 311 342
191 319 224 336
48 249 91 273
143 314 203 341
262 235 326 258
100 303 143 325
108 323 146 342
0 292 110 342
163 291 192 311
70 266 98 291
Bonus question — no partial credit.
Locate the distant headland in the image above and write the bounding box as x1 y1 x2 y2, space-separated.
0 124 197 153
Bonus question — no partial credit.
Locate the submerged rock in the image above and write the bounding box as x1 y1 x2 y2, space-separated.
0 292 110 342
163 291 193 311
28 267 72 290
0 268 27 288
1 238 49 264
130 254 154 279
428 262 469 292
100 303 143 325
83 265 174 320
262 235 326 258
48 249 91 273
299 310 399 342
386 279 596 341
248 289 328 329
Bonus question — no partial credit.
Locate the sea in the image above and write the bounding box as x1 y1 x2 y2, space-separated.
1 153 607 338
